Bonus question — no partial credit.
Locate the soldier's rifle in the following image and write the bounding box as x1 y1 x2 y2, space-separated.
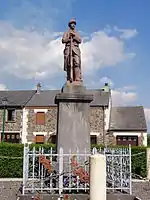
70 33 73 82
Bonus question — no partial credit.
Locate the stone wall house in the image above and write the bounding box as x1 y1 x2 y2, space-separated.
0 85 147 146
108 106 147 146
23 85 111 145
0 90 36 142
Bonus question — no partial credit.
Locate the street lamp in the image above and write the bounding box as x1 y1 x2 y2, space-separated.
2 97 8 142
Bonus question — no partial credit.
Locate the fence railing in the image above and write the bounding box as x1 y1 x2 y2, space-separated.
23 145 132 195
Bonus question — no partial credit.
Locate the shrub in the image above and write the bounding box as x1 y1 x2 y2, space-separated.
91 144 147 178
0 142 56 178
0 143 23 178
0 143 148 178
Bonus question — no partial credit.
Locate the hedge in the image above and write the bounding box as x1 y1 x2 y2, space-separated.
0 143 148 178
91 144 147 178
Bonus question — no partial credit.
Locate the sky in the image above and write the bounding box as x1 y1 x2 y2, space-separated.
0 0 150 129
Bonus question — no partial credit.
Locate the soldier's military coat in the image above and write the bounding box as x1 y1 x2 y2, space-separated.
62 29 81 71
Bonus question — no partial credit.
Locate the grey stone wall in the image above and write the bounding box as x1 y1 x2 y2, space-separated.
27 107 57 142
89 107 104 144
26 106 106 144
0 109 22 132
105 132 116 146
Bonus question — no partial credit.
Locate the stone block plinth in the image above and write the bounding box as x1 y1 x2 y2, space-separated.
55 83 93 154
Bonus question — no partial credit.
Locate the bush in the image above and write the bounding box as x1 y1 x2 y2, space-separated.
0 143 148 178
0 142 56 178
91 144 147 178
0 143 24 178
131 146 147 178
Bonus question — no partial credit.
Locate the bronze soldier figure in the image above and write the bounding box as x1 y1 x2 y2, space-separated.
62 19 82 83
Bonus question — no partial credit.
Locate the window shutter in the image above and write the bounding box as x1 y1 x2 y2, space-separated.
36 112 45 125
35 135 44 144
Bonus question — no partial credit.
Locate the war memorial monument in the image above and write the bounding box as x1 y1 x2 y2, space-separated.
19 19 137 200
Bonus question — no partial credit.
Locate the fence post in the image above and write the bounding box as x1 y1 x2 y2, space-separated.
59 147 63 195
90 154 106 200
147 148 150 180
22 144 29 195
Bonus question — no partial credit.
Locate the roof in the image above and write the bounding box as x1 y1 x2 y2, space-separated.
26 89 110 107
89 90 110 106
0 90 36 107
26 90 60 107
109 106 147 131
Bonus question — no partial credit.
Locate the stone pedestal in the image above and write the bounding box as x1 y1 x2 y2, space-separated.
55 83 93 154
90 154 106 200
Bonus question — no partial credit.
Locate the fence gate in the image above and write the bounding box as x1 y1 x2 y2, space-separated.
22 145 132 195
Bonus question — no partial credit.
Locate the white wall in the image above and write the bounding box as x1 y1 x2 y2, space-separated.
104 94 112 132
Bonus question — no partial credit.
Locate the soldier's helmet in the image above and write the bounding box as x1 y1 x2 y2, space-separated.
68 19 76 26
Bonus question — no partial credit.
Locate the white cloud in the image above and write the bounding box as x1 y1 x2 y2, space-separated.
0 84 8 90
81 31 135 74
110 82 137 106
144 108 150 125
86 77 114 89
114 26 138 40
0 22 136 80
85 77 137 106
111 89 137 106
99 77 114 87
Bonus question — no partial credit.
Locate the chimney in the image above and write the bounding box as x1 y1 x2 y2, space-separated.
36 83 41 94
103 83 109 92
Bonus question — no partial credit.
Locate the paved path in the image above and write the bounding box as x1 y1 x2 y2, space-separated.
0 179 149 200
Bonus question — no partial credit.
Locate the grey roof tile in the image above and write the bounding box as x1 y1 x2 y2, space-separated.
0 90 36 107
26 90 60 107
26 89 110 107
109 106 147 131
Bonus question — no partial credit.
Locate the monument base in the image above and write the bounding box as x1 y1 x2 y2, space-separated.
18 193 137 200
55 83 93 154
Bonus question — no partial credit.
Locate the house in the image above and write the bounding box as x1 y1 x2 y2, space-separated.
0 84 148 146
108 106 147 146
23 84 110 144
0 90 36 142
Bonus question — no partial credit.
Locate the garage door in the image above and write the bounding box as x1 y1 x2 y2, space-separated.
116 136 138 146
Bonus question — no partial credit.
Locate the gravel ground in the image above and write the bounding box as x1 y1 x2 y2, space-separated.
132 180 150 200
0 179 149 200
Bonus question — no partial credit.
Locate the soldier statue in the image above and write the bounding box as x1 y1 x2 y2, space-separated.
62 19 82 83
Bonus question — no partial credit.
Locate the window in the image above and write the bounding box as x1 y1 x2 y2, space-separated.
1 133 20 143
90 135 97 145
35 135 44 144
116 136 138 146
51 135 56 144
7 109 16 121
36 112 45 125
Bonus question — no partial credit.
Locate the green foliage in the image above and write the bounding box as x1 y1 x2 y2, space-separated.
0 142 56 178
147 134 150 145
0 143 148 178
131 146 147 178
0 143 23 178
91 144 147 178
